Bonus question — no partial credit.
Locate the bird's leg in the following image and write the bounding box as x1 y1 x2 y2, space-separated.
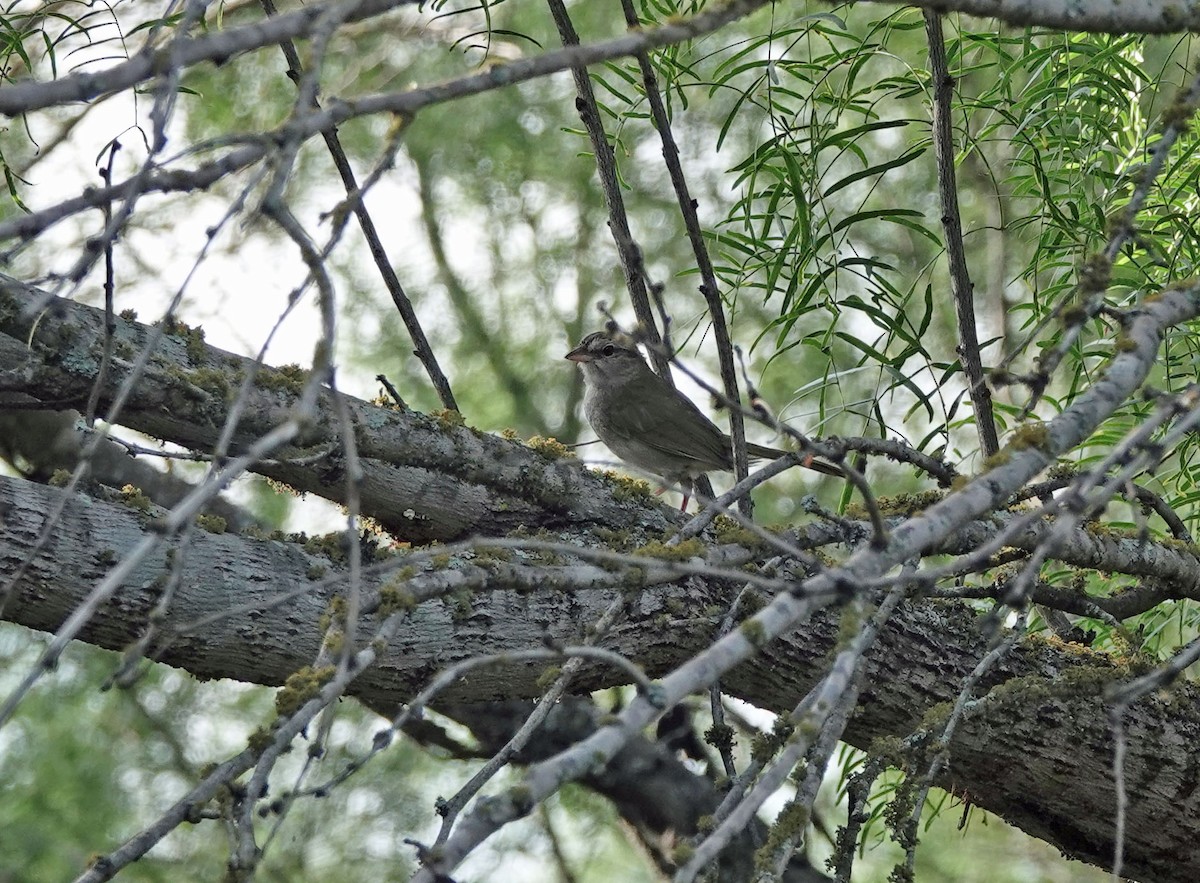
652 479 692 510
653 485 687 508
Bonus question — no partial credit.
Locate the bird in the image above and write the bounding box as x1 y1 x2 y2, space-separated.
564 330 839 509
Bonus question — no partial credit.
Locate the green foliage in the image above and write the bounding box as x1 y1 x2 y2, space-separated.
0 1 190 214
8 1 1200 878
0 623 438 881
821 744 1111 882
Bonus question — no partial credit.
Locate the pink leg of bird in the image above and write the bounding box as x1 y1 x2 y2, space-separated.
679 479 693 512
652 483 691 511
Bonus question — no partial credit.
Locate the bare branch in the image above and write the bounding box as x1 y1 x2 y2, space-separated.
923 10 999 459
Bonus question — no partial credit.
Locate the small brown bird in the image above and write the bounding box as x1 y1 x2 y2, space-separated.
565 330 839 508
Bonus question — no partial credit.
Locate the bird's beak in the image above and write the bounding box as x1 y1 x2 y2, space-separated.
564 344 592 363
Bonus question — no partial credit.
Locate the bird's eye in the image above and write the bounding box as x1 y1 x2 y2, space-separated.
601 344 617 357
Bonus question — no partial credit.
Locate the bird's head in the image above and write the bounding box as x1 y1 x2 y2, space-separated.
564 330 649 389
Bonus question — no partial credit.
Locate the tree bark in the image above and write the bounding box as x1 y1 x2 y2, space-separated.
5 275 1200 881
1 475 1198 881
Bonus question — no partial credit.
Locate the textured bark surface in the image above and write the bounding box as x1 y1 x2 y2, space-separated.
3 476 1198 881
3 2 1200 880
0 275 669 543
8 275 1200 880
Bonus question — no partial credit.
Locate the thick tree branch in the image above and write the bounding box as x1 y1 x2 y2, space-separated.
416 282 1200 880
0 409 256 530
3 476 1199 881
0 275 670 542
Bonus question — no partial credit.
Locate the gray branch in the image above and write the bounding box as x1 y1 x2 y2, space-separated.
0 274 669 543
3 477 1199 881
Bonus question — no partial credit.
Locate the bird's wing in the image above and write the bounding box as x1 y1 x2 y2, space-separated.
606 373 732 471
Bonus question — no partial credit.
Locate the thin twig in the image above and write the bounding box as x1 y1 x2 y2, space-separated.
429 596 629 846
923 10 999 458
832 755 887 883
676 583 907 882
84 141 121 427
261 0 458 410
897 609 1029 877
1013 471 1192 542
375 373 408 410
619 0 754 514
546 0 669 376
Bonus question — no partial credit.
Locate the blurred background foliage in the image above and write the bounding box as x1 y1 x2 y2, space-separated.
2 0 1199 878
